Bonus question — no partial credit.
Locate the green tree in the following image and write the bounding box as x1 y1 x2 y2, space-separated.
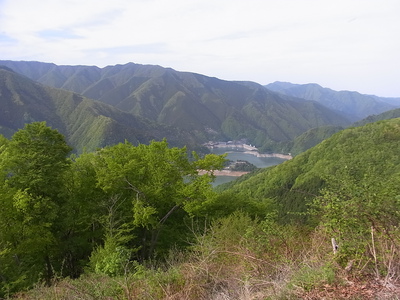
0 122 72 294
0 134 8 153
90 139 226 261
58 151 109 278
5 122 72 196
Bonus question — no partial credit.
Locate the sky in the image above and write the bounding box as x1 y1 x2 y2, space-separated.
1 0 399 97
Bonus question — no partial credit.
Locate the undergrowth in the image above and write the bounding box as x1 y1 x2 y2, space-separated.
11 212 400 300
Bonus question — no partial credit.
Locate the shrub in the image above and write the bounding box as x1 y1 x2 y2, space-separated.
87 235 132 277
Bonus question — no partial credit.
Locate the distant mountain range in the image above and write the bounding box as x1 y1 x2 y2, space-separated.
266 81 400 122
0 66 196 152
0 60 398 153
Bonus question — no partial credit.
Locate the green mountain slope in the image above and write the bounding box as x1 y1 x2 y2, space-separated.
282 106 400 156
0 67 195 152
286 125 344 156
219 118 400 222
353 107 400 127
0 61 350 150
265 81 398 122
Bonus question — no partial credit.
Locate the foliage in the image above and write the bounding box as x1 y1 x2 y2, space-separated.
0 123 227 297
288 125 344 156
289 263 337 292
0 122 72 294
89 139 226 259
88 235 132 277
353 106 400 127
4 122 72 194
312 166 400 277
2 119 400 298
227 159 257 172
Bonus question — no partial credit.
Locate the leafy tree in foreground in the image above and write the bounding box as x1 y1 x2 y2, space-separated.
89 139 226 264
0 122 72 294
0 123 226 294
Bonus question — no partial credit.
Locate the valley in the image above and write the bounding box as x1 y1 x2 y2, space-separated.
1 60 400 299
0 61 351 153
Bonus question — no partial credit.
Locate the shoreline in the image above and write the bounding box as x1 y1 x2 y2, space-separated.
201 142 292 178
229 150 292 160
198 170 249 177
205 142 293 160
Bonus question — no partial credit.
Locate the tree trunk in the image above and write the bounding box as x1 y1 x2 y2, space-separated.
44 255 53 286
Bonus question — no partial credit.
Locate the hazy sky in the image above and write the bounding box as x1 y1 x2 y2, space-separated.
1 0 399 97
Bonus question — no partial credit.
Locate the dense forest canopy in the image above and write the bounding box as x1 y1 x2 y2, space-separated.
1 119 400 298
0 122 227 295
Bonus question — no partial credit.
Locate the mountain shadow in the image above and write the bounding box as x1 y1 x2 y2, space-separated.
1 61 350 151
0 67 197 152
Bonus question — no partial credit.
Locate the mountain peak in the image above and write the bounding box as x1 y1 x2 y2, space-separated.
0 60 358 153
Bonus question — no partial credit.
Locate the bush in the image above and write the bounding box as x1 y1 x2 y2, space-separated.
87 235 132 277
289 263 336 292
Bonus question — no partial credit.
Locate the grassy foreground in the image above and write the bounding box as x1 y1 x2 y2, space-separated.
12 213 400 300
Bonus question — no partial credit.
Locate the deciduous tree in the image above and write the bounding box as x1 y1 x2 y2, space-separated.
0 122 72 293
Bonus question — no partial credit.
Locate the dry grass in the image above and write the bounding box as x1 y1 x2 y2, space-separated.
12 216 400 300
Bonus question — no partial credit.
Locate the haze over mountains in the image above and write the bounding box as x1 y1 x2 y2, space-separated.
266 81 400 121
0 65 196 152
1 60 398 153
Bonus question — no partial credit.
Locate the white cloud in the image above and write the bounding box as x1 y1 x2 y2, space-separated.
1 0 399 96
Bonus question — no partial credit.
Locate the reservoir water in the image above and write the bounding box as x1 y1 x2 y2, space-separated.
209 147 287 186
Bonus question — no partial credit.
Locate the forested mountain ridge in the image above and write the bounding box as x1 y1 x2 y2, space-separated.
0 60 350 151
284 106 400 155
284 125 345 156
219 118 400 222
353 106 400 127
266 81 398 122
0 67 197 152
